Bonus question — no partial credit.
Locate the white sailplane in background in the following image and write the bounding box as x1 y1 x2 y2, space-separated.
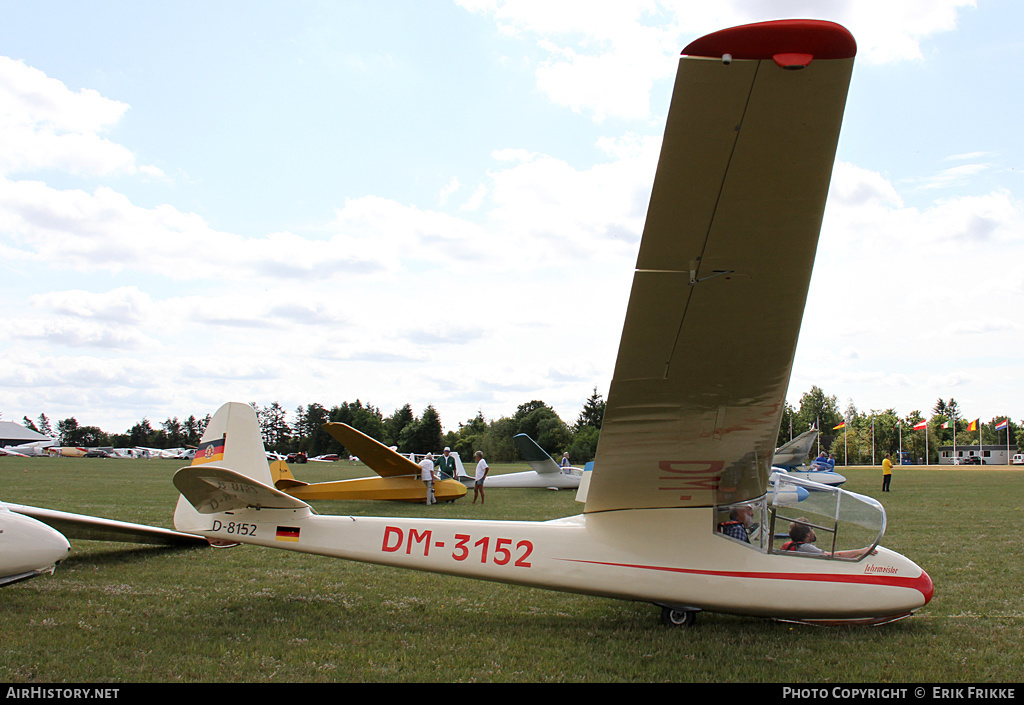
1 441 55 458
171 20 932 626
485 433 583 490
772 429 846 486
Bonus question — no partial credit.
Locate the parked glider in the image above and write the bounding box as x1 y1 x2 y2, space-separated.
1 440 55 457
263 423 466 503
485 433 582 489
172 20 931 626
772 429 846 486
0 500 207 587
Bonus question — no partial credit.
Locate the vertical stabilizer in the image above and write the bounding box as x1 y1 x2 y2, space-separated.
174 402 272 532
190 402 273 485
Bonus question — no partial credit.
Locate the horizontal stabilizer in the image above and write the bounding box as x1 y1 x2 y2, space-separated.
270 459 309 489
174 466 311 514
323 423 421 478
5 503 207 546
512 434 562 475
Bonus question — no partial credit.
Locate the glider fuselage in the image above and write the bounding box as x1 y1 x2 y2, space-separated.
176 502 930 623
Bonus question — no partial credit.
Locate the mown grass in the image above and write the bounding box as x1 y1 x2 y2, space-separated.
1 457 1021 683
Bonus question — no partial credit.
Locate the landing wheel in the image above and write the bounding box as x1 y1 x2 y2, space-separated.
660 606 697 627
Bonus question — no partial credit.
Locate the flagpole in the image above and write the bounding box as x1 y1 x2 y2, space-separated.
871 415 875 466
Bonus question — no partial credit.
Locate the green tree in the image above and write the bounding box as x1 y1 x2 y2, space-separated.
398 405 444 454
127 418 155 447
383 404 415 448
512 400 570 456
575 388 605 431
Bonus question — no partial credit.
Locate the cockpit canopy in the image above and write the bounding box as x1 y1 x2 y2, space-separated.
715 472 885 561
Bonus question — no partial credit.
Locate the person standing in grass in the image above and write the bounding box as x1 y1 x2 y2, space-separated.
882 453 893 492
473 450 489 505
436 447 456 479
420 453 437 505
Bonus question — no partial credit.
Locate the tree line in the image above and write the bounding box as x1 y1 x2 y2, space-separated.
15 388 608 464
15 385 1019 465
778 386 1021 464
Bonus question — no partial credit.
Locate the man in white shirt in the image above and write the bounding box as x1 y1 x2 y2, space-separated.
420 453 437 505
473 451 489 505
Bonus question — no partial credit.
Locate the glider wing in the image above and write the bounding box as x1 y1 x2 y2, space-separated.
322 423 421 478
585 21 855 513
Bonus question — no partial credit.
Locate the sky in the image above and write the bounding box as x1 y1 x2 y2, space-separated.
1 0 1021 438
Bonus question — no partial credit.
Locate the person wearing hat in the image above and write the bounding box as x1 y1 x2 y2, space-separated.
436 446 457 480
420 452 437 505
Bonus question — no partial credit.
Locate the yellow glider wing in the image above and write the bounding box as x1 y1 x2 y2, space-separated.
323 423 422 478
585 21 855 513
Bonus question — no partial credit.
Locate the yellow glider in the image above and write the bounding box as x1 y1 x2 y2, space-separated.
270 423 466 504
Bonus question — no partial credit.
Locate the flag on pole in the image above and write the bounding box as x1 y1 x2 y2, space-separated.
833 421 846 430
995 419 1008 431
913 420 928 430
967 419 978 432
940 421 951 429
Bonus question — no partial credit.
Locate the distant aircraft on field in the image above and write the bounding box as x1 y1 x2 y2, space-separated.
266 423 466 503
171 20 931 627
1 440 55 458
772 429 846 486
482 433 583 490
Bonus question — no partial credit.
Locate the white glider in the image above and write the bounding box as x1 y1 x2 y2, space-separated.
483 433 582 489
773 429 846 486
172 20 931 626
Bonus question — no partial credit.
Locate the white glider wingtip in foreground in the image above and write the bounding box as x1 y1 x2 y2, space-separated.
0 500 208 588
173 20 932 626
0 502 70 587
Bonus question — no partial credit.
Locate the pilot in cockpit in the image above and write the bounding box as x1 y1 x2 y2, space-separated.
717 505 754 543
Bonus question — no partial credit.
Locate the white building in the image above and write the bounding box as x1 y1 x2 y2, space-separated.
937 445 1014 465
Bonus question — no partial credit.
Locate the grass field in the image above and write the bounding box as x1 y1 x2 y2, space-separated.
1 457 1022 683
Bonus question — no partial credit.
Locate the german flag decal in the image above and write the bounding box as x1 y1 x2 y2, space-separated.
191 436 226 465
276 526 301 542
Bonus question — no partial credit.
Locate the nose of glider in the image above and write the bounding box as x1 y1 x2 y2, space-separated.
1 511 71 573
917 567 934 606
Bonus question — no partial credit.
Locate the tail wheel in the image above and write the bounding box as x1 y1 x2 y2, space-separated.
660 606 697 627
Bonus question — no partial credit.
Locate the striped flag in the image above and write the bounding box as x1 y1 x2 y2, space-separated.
276 526 301 542
913 420 928 430
995 419 1009 431
191 436 225 465
833 421 846 430
967 419 979 432
940 421 951 429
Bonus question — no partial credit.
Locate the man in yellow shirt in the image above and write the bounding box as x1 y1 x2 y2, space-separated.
882 453 893 492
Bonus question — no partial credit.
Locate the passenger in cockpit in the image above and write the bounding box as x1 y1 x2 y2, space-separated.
781 519 877 559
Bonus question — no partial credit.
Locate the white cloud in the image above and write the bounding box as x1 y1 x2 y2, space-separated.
0 56 161 178
459 0 978 121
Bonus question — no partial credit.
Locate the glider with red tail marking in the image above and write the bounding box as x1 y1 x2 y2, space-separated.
172 20 931 626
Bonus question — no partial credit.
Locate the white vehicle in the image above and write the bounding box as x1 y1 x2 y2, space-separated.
1012 454 1023 466
172 20 931 626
